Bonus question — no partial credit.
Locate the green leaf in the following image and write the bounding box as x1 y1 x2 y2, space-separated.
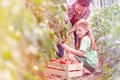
61 5 66 11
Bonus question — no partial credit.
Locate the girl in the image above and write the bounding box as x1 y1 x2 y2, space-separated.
61 19 98 73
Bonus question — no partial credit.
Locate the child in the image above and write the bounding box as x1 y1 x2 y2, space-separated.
61 19 98 73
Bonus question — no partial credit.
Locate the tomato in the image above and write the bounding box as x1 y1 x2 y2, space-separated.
50 58 74 64
59 58 73 64
60 59 66 64
59 58 66 64
50 58 59 63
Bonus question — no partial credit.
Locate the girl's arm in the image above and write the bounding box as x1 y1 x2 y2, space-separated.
61 43 84 56
88 27 97 50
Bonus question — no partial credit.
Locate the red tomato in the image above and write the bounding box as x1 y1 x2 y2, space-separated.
50 58 59 63
59 58 67 64
60 60 66 64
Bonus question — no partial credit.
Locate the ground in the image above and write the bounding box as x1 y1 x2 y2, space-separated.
45 73 100 80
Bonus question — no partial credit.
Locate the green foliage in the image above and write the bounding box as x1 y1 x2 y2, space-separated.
89 1 120 80
0 0 69 80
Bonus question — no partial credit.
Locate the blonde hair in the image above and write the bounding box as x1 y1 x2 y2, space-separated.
74 19 89 31
68 19 89 35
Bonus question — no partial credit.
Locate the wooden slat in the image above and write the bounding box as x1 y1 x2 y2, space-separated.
44 68 83 78
46 62 83 71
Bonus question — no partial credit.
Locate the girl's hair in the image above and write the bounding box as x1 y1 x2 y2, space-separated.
68 19 88 33
75 19 89 31
69 19 96 50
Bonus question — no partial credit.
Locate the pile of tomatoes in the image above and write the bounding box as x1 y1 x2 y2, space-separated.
50 58 74 64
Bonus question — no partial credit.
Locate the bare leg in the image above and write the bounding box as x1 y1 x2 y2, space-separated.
67 54 79 63
83 66 91 74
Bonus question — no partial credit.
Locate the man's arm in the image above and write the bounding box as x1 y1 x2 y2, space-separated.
82 8 91 19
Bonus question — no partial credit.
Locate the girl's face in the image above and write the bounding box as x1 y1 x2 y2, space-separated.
75 27 87 38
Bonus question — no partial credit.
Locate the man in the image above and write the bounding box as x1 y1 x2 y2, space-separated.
67 0 91 25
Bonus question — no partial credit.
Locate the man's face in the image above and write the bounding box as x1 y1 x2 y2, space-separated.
74 3 87 14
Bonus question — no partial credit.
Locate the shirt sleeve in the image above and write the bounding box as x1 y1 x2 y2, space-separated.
82 9 91 19
80 36 90 51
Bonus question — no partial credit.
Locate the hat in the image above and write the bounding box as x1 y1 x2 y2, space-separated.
67 19 88 36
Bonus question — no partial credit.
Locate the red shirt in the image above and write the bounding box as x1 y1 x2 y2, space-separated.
68 3 91 25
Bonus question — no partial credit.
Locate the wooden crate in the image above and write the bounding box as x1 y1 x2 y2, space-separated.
44 62 83 79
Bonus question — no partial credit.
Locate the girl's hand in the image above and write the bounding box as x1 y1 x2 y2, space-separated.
61 43 70 51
